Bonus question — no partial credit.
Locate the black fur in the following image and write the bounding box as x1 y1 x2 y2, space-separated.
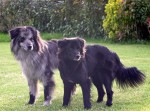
28 92 35 104
58 38 91 109
58 37 145 108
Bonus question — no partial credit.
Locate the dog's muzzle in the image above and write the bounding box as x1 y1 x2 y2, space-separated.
73 54 82 61
22 44 33 51
27 45 33 51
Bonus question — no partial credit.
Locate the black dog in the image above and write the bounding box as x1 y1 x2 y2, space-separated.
58 37 145 109
58 38 91 109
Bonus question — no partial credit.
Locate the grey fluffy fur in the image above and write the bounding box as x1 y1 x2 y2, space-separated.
9 26 58 105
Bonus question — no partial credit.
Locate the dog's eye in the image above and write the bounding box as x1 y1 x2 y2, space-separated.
30 38 34 41
20 37 25 42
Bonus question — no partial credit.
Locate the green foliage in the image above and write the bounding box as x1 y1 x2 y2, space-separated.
0 0 33 32
103 0 150 40
61 0 106 38
0 0 107 38
103 0 122 39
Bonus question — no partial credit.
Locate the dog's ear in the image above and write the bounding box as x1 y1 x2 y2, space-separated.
9 28 20 39
26 26 38 37
58 39 68 48
77 38 86 57
77 38 85 48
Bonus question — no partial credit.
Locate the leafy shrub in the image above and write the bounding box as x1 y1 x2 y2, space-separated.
0 0 107 38
103 0 150 40
0 0 33 32
0 0 64 32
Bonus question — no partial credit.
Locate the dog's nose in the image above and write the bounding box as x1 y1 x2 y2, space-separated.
76 54 80 59
27 45 32 50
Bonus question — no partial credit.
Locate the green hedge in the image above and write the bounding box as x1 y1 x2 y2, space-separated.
103 0 150 40
0 0 106 38
1 0 150 41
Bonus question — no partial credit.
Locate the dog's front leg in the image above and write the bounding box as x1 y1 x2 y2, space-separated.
63 81 75 107
80 79 91 109
27 79 38 104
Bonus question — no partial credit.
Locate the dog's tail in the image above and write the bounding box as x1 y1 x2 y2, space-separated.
114 53 145 88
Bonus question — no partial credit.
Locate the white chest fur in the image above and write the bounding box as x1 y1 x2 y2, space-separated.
17 50 46 80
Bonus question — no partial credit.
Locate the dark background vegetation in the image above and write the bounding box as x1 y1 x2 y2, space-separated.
0 0 150 41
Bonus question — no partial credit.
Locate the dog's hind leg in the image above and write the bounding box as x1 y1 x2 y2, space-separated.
27 79 38 104
103 73 113 107
62 81 75 107
43 75 55 106
92 74 105 103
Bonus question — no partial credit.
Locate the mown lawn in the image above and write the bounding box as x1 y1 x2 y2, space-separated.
0 34 150 111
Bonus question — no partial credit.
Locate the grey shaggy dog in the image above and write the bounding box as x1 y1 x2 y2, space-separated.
9 26 58 106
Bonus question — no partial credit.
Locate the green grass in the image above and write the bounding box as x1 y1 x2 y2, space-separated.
0 33 150 111
0 33 10 42
41 33 63 40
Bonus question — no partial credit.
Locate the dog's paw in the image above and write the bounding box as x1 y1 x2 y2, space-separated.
106 101 112 107
43 100 52 106
84 105 91 110
25 102 34 105
97 98 103 103
84 103 91 110
27 101 35 105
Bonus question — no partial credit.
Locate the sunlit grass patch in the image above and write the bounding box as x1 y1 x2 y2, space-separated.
0 38 150 111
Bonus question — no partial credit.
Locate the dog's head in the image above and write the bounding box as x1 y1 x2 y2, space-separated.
58 37 86 61
9 26 41 52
